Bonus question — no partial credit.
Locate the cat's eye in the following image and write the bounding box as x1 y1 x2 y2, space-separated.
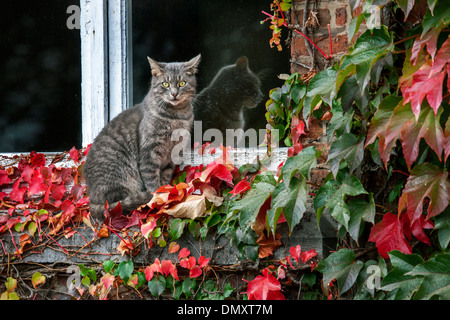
179 81 186 87
162 82 170 88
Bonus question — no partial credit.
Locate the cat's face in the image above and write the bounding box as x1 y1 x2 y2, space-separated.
148 55 201 106
213 56 263 109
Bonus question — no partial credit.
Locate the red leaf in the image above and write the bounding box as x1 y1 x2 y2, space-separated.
180 256 196 270
51 184 66 201
300 249 318 264
178 248 190 260
245 269 285 300
199 163 234 187
0 170 12 185
103 202 129 230
30 152 46 168
69 147 79 164
189 266 202 278
289 245 301 264
198 255 210 268
160 260 177 279
403 164 449 221
410 215 434 245
229 180 251 198
9 179 27 204
368 212 412 259
141 218 157 239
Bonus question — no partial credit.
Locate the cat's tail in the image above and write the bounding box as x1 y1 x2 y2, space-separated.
89 191 153 221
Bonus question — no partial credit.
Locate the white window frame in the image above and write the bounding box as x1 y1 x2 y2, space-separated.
80 0 133 147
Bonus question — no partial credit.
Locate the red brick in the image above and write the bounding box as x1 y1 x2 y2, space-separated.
292 9 331 29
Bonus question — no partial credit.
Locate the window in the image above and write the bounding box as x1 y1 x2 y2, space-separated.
132 0 290 137
0 1 82 152
1 0 288 163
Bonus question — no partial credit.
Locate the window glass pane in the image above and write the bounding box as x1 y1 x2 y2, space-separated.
0 1 82 152
132 0 289 141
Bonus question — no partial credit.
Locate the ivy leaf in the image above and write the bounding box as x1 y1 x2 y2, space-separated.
381 250 424 300
406 253 450 299
314 174 367 229
31 272 46 289
327 133 365 178
368 213 412 259
381 100 445 169
303 67 337 123
117 260 134 284
148 274 166 298
339 27 394 95
445 116 450 162
267 176 307 234
403 163 449 222
244 269 285 300
315 248 364 294
347 194 376 242
232 179 275 230
280 146 320 188
395 0 415 21
434 207 450 249
421 1 450 36
365 95 402 147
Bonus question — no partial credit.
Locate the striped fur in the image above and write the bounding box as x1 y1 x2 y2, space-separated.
84 55 201 219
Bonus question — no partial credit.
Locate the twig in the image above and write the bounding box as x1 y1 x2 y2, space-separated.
9 229 22 260
44 233 69 255
262 10 330 60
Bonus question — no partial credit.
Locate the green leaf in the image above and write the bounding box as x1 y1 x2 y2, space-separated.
117 260 134 284
148 275 166 298
395 0 415 21
31 272 46 289
327 102 353 142
290 83 307 105
314 173 368 229
421 1 450 36
103 260 115 274
279 1 292 11
381 250 424 300
232 180 275 230
347 193 376 242
315 248 364 294
339 27 394 95
407 253 450 299
267 176 307 234
306 67 338 107
182 277 197 299
434 207 450 249
281 146 320 188
327 133 365 178
169 218 186 241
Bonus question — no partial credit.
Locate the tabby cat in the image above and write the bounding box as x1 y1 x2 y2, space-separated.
84 55 201 220
193 56 263 146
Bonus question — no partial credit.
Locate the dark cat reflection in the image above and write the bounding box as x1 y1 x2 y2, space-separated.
193 56 263 147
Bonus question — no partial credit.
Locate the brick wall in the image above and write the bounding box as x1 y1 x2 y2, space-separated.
289 0 355 186
290 0 352 74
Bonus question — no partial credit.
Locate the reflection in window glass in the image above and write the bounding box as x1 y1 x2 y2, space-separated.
0 1 82 152
132 0 290 138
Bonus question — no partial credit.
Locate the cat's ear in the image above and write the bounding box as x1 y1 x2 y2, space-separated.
148 57 164 77
184 54 202 76
235 56 249 71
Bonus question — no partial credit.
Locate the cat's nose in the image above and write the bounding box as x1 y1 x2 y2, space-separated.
171 92 178 99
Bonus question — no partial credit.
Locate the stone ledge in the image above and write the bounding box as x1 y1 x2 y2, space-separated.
1 207 338 267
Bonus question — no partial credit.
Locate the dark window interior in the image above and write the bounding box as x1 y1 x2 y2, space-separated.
132 0 290 134
0 1 82 152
